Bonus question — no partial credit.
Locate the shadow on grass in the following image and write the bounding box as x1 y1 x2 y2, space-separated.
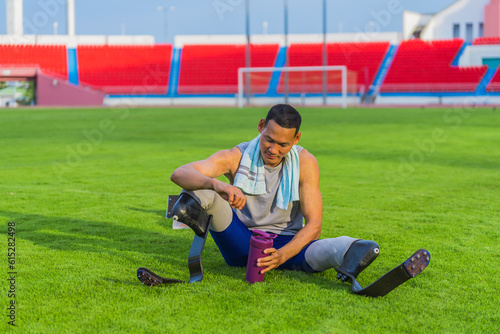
128 207 166 217
2 209 366 292
104 278 140 286
275 268 349 294
0 209 190 268
1 209 247 283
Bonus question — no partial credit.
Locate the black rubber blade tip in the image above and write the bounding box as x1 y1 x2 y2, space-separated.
137 267 185 286
403 249 430 278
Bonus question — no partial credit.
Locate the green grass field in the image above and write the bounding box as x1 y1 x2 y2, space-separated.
1 106 499 333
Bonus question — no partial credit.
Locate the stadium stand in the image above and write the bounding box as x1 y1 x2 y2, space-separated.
486 68 500 92
381 39 487 93
177 44 279 94
1 38 498 101
279 42 390 93
0 44 68 78
473 37 500 45
77 44 172 94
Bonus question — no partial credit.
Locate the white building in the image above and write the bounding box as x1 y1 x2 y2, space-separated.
403 0 490 42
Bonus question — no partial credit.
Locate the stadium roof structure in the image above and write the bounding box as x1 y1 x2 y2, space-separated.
174 32 402 48
0 35 156 46
0 66 38 81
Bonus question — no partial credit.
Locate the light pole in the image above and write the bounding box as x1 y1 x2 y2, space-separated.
322 0 327 105
284 0 289 104
157 5 175 43
245 0 251 105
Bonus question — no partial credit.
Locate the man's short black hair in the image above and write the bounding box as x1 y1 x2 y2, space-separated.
265 104 301 135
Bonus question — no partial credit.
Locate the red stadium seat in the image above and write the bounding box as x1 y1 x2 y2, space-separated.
278 42 390 93
77 44 172 94
0 44 68 78
486 67 500 92
381 39 487 93
0 39 494 96
177 44 279 94
473 37 500 45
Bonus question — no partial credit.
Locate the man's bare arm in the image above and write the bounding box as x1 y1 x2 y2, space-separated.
258 149 323 272
170 147 247 209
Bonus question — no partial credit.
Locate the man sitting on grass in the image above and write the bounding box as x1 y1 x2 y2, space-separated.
170 104 379 278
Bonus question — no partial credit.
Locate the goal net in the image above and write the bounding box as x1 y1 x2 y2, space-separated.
238 66 357 108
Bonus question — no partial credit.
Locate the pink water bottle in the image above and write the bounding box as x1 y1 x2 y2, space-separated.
246 229 277 284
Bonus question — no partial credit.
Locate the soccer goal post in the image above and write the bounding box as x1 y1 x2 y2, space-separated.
238 66 352 109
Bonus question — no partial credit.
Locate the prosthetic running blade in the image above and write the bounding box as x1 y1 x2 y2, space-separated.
334 249 430 297
137 216 212 286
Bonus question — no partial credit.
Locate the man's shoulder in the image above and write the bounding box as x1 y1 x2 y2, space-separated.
298 148 317 163
237 140 249 153
214 146 242 161
298 148 319 179
214 146 242 174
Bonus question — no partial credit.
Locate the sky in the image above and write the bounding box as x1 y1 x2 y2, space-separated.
0 0 459 43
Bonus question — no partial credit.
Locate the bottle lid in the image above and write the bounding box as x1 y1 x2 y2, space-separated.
251 229 277 243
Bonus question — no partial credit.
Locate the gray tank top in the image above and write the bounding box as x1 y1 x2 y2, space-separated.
234 141 304 236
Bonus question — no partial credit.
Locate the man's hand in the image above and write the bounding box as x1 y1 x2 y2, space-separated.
212 180 247 210
257 248 286 274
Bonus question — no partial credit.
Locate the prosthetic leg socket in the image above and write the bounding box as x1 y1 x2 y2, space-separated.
172 193 210 237
336 240 379 282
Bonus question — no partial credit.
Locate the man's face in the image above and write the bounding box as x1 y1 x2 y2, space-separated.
258 119 301 167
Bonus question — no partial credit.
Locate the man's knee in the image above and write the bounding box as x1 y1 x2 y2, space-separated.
181 189 217 210
172 193 210 237
304 236 358 272
180 189 233 232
